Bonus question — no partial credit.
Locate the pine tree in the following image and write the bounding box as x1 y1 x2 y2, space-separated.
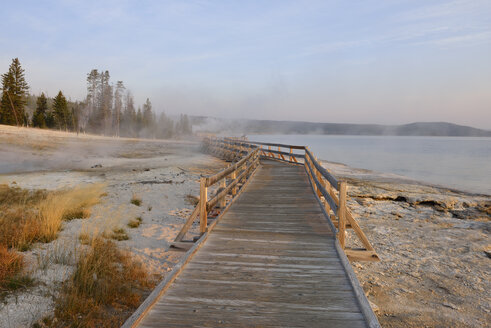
176 114 192 135
100 70 112 135
45 109 55 129
136 107 143 135
0 58 29 125
53 91 69 130
158 112 174 139
142 98 153 128
121 90 136 137
32 93 48 128
113 81 125 137
86 69 100 132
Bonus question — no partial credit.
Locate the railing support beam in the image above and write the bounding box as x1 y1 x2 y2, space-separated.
338 182 347 249
199 177 208 234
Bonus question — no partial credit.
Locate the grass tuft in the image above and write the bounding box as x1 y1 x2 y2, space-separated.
79 232 91 245
110 228 130 241
53 237 153 327
127 217 142 228
130 194 142 206
0 245 24 289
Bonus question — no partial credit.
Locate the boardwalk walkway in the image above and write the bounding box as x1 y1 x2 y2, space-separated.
129 160 378 327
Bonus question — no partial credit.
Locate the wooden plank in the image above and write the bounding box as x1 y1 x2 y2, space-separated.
130 159 378 328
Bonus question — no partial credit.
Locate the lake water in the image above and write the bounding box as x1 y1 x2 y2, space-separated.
247 134 491 195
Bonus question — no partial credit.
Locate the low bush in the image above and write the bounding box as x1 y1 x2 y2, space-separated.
53 237 153 327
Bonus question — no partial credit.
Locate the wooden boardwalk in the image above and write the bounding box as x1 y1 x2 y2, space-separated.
129 160 378 328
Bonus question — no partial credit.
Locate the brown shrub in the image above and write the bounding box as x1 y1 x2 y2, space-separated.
54 237 153 327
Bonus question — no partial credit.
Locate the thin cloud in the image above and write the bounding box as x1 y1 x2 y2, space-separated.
411 31 491 47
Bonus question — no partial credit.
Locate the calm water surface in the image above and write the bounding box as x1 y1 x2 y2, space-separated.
248 135 491 195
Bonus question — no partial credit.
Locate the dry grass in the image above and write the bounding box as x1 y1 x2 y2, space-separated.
127 217 142 228
0 245 24 289
109 228 130 241
52 236 153 327
0 183 105 292
0 183 105 251
130 194 142 206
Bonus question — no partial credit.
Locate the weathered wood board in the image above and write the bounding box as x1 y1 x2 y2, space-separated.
133 160 377 328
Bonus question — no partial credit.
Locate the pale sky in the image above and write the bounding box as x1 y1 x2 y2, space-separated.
1 0 490 129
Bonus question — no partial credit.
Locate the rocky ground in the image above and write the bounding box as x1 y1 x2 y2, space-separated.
323 161 491 328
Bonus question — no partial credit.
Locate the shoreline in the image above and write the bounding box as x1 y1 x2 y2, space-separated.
322 160 490 327
247 134 491 196
321 159 491 198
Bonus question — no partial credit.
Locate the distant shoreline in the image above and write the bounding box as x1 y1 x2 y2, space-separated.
192 117 491 137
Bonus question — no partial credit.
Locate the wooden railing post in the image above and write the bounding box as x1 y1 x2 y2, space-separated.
219 178 226 208
199 177 208 234
231 171 237 196
338 181 347 249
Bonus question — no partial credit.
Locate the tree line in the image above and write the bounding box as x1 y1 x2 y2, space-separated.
0 58 192 138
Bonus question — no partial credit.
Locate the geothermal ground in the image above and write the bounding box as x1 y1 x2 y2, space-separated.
323 162 491 328
0 125 225 327
0 125 489 327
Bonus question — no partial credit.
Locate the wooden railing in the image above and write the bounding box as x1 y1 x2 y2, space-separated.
172 145 260 249
193 137 379 262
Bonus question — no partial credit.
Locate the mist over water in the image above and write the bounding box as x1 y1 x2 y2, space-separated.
248 135 491 195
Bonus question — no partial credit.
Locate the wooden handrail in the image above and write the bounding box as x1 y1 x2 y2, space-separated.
304 157 338 212
178 137 379 262
304 147 339 190
207 155 259 210
205 148 259 186
173 143 260 243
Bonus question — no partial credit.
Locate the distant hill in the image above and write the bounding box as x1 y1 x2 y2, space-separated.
191 117 491 137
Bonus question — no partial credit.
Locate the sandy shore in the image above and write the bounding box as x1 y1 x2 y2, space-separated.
1 125 489 327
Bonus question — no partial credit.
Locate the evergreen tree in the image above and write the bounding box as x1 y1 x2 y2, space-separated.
142 98 153 129
45 109 55 129
122 90 136 137
158 112 174 139
0 58 29 125
53 91 69 130
136 107 143 135
86 69 100 132
176 114 192 135
100 70 112 135
32 93 48 128
113 81 125 137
